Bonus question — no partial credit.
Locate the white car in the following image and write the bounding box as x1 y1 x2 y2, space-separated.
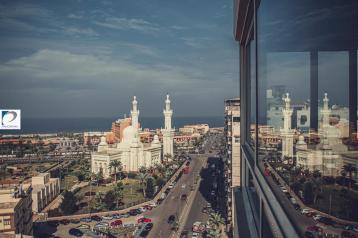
281 186 288 193
101 215 113 220
313 215 322 221
168 184 174 189
192 232 200 238
95 222 109 228
290 198 297 204
301 208 312 214
149 202 157 208
139 207 147 213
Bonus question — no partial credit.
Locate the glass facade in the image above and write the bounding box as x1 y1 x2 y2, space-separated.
235 0 358 237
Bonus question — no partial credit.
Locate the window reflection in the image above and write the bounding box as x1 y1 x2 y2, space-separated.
255 0 358 223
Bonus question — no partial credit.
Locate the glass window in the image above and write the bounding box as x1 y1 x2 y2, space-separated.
256 0 358 223
246 37 256 152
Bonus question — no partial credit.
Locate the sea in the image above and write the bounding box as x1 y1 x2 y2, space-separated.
0 116 224 135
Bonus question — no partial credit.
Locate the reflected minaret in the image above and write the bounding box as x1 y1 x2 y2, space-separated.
281 93 294 160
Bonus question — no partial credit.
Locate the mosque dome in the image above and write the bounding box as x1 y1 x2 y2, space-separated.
152 135 160 144
123 126 136 143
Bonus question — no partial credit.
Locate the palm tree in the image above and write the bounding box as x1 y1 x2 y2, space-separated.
207 229 222 238
138 173 148 197
209 212 225 230
109 160 122 184
94 171 103 187
113 182 124 209
342 164 357 189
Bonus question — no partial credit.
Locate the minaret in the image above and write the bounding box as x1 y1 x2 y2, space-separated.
131 96 139 132
280 93 294 160
321 93 331 129
162 94 174 161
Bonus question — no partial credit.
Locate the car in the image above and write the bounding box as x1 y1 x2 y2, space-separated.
206 203 212 209
290 198 297 204
306 226 323 233
168 215 176 224
192 232 200 238
180 230 189 238
168 184 174 189
210 190 216 196
281 186 288 193
77 224 91 230
157 198 164 205
181 194 187 200
144 223 153 231
306 212 317 218
91 215 102 222
192 221 205 233
341 231 356 238
122 213 130 218
345 224 358 232
101 215 113 220
293 204 301 210
138 217 152 223
313 215 322 221
110 219 123 227
136 208 143 214
139 230 150 237
94 222 109 228
143 205 153 210
139 207 147 213
318 217 334 226
149 202 157 208
301 208 312 215
112 213 123 219
304 231 319 238
129 209 138 216
69 228 83 237
202 207 208 213
80 217 92 223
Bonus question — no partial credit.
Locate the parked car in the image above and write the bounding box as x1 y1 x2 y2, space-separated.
306 226 323 233
110 219 123 227
181 194 187 200
80 217 92 223
318 217 334 226
77 224 90 230
301 208 312 215
101 215 113 220
138 217 152 223
144 223 153 231
306 212 317 218
345 224 358 232
167 215 176 224
192 232 200 238
341 231 356 238
70 219 80 224
60 219 70 225
129 209 138 216
304 231 319 238
94 222 109 229
69 228 83 237
168 183 174 189
91 215 102 222
180 230 189 238
139 230 150 237
143 205 153 210
313 215 322 221
112 213 123 219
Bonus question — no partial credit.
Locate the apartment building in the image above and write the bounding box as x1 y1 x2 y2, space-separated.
0 185 33 236
31 173 60 213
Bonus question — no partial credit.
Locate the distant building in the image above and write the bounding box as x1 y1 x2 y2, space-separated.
179 124 209 135
0 185 33 236
112 117 132 142
224 97 240 230
31 173 60 213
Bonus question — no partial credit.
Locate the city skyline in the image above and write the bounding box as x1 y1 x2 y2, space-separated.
0 0 238 119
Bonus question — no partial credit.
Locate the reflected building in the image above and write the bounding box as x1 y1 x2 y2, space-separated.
233 0 358 237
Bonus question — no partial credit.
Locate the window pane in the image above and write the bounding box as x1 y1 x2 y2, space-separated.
256 0 358 223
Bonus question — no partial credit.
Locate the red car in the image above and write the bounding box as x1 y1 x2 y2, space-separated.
137 217 152 224
306 226 323 233
110 219 123 227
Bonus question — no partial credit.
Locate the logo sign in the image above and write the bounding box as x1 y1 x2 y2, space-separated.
0 110 21 130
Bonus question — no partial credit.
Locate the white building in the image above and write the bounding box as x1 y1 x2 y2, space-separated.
280 93 294 159
161 94 174 160
91 96 162 178
31 173 60 213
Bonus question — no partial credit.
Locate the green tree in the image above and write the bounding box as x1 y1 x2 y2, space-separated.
91 192 105 211
138 173 148 197
155 177 165 188
209 212 224 230
114 182 124 209
109 160 122 184
145 177 155 198
60 190 77 215
103 190 116 210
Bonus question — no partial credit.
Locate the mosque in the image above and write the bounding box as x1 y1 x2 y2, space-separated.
91 95 174 178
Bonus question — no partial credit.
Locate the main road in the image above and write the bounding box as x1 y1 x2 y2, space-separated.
146 153 207 238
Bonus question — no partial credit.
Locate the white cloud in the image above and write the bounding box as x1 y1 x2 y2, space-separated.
95 17 160 32
63 27 98 37
67 13 83 19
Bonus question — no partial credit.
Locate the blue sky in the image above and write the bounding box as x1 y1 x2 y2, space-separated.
0 0 238 118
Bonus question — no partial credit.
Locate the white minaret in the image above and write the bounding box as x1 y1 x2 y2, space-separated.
321 93 331 129
162 94 174 161
131 96 139 132
280 93 294 160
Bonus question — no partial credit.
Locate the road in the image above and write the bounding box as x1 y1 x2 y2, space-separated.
146 154 207 238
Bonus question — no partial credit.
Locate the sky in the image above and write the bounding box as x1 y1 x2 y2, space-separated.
0 0 239 119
